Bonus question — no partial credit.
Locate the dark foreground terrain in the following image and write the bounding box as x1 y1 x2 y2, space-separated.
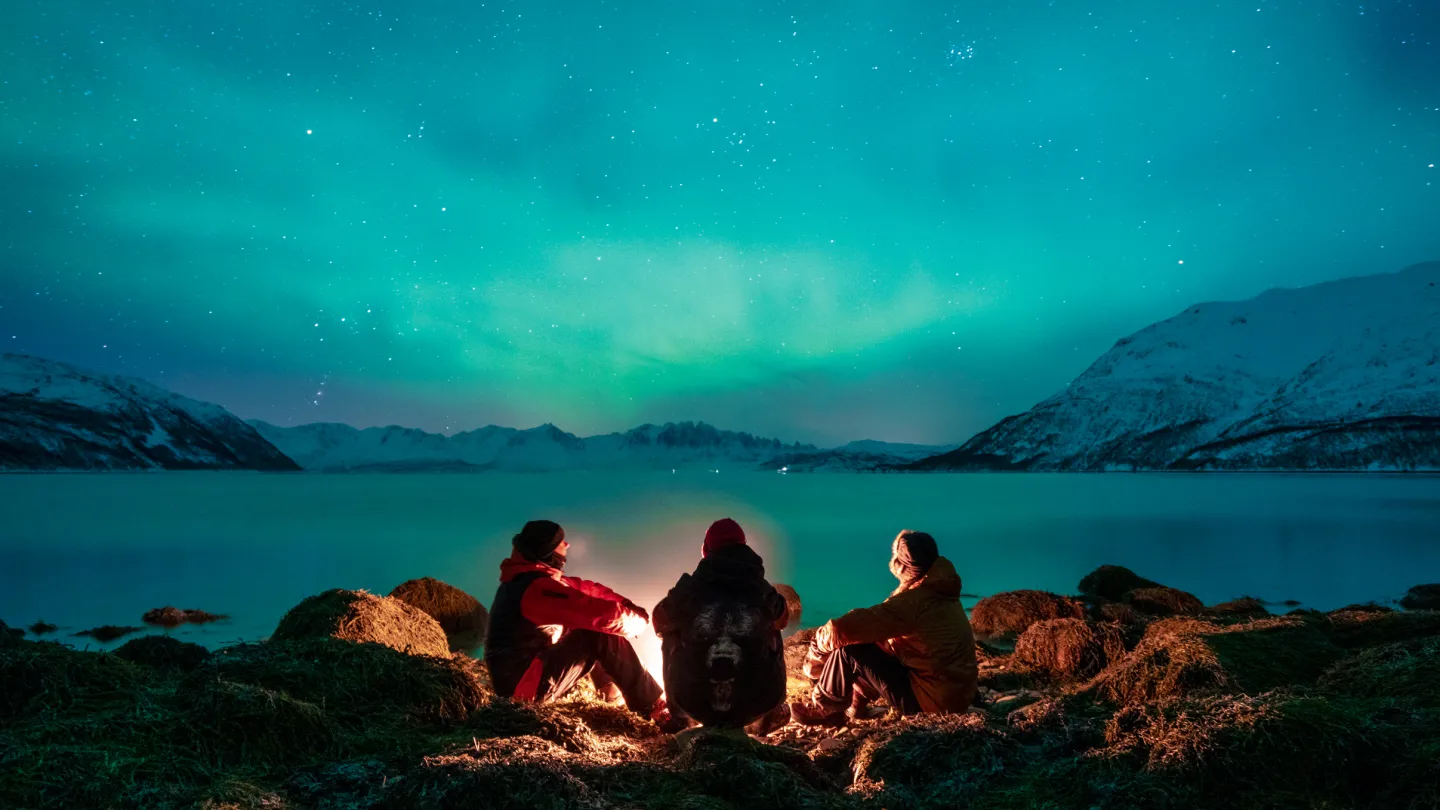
4 572 1440 810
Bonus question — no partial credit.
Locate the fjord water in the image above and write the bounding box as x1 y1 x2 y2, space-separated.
1 473 1438 650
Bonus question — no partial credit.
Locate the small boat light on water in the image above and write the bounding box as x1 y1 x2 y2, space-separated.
778 465 788 474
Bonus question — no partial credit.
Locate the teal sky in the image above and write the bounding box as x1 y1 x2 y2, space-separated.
3 0 1437 445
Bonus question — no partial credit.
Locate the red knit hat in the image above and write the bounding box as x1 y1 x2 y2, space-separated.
702 518 747 557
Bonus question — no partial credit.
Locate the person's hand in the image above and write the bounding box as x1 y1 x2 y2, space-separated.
621 599 649 622
619 609 650 639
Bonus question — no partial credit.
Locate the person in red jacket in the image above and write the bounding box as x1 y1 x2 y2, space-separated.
485 519 684 732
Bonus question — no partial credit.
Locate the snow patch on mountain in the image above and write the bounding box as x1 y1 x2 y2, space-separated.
911 262 1440 471
0 354 299 471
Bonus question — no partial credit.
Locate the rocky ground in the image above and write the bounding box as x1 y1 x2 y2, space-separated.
3 573 1440 809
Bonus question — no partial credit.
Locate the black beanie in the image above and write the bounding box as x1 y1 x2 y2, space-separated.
514 520 564 562
894 530 939 580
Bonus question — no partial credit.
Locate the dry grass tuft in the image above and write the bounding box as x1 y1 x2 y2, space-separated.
1124 587 1206 617
1014 618 1128 680
1089 617 1340 706
970 590 1086 639
388 577 489 653
1078 565 1162 602
272 589 450 658
0 637 144 720
178 678 337 767
380 736 605 810
115 635 211 673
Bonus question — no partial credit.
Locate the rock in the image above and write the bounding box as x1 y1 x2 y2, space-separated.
388 577 489 651
1323 607 1440 649
1014 618 1128 680
1098 602 1146 627
969 590 1086 639
114 635 211 672
1124 586 1206 617
773 583 803 628
27 621 58 635
1090 616 1341 706
1400 584 1440 611
0 620 22 646
1208 597 1270 619
142 607 227 627
272 588 450 658
73 625 143 643
1078 565 1162 602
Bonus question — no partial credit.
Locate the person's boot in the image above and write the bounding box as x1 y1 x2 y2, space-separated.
748 702 792 737
647 699 693 734
846 689 886 722
788 690 848 727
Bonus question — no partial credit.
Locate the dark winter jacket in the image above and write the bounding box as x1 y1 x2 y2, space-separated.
652 544 789 726
485 551 645 700
815 556 978 713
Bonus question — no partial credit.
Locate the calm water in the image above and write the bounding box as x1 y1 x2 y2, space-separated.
2 473 1438 654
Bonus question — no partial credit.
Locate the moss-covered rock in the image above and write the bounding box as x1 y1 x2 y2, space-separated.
1090 617 1341 706
0 636 144 719
970 590 1086 639
1078 565 1162 602
1014 618 1128 680
1124 586 1205 617
388 578 489 652
377 737 604 810
178 678 337 767
1207 596 1270 619
115 635 211 673
272 589 450 658
850 712 1021 806
143 606 227 627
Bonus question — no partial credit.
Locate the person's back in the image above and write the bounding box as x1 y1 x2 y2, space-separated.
653 519 788 728
873 557 978 712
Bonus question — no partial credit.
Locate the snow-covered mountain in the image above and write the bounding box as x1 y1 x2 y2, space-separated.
0 354 299 471
250 419 949 473
912 262 1440 472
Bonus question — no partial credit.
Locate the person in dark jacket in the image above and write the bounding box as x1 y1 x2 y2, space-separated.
791 530 978 726
652 518 791 732
485 519 685 732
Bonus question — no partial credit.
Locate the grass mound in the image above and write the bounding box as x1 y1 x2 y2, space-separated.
272 589 450 658
1005 694 1109 755
1319 636 1440 706
378 737 604 810
388 577 489 653
115 635 211 673
669 727 836 804
0 637 144 719
1102 690 1404 806
970 590 1086 639
850 712 1021 806
1124 586 1205 617
1324 607 1440 649
773 583 803 628
467 699 608 757
1090 617 1340 706
1014 619 1127 680
1079 565 1162 602
188 637 488 725
178 677 337 766
1400 583 1440 611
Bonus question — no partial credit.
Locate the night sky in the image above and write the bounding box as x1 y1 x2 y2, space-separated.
2 1 1437 446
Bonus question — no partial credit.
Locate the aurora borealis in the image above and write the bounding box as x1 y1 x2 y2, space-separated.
2 1 1437 445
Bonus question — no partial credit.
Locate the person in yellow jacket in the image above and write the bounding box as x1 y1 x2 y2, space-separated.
790 530 978 725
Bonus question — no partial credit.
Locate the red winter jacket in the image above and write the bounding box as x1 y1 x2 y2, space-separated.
484 552 646 699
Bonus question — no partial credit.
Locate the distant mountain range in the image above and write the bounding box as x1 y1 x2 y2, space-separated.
911 261 1440 471
248 420 952 472
4 262 1438 473
0 353 298 471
